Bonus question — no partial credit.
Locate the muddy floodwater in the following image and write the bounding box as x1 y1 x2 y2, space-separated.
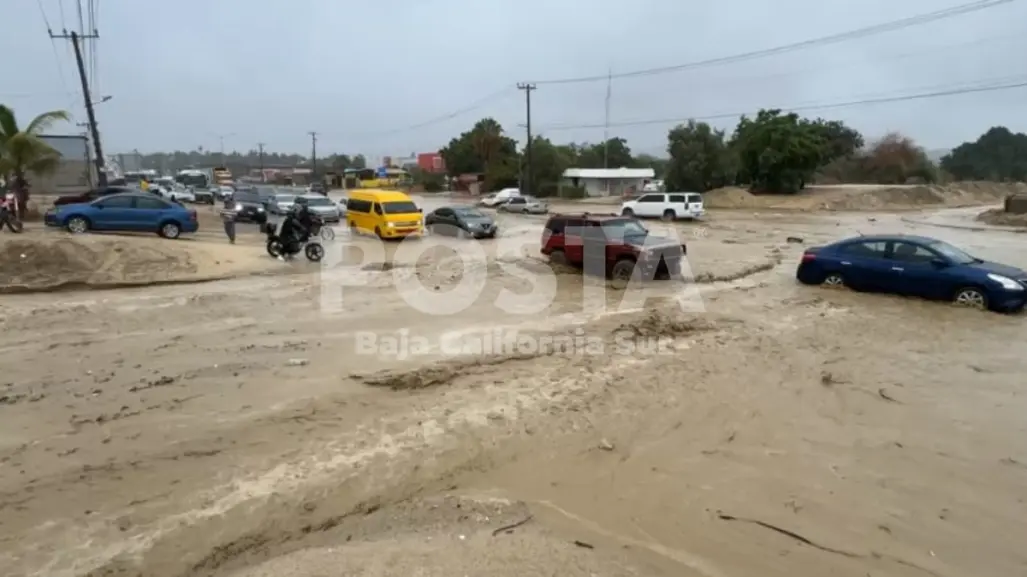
1 203 1026 577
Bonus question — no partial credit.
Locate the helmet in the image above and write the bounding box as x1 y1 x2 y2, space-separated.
294 196 309 206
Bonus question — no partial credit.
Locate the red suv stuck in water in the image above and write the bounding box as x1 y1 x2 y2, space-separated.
540 213 687 287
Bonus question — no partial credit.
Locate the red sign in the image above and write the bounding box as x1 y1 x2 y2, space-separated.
417 152 445 173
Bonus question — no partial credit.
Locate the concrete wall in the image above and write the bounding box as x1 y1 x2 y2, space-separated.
1005 194 1027 214
31 135 94 195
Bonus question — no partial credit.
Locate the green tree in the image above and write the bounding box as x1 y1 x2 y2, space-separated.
861 132 937 184
809 118 864 164
351 154 367 170
328 154 352 171
439 118 520 191
732 109 824 194
0 104 70 217
941 126 1027 181
664 120 734 192
634 153 669 178
524 136 581 195
571 138 635 169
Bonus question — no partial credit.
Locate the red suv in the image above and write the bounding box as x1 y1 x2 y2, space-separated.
540 213 686 286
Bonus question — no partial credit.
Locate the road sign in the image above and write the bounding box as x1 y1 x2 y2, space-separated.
376 167 388 178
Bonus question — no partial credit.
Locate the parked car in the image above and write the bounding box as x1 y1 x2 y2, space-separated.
192 188 215 204
166 187 195 203
300 194 341 223
336 196 348 216
216 185 234 200
230 190 268 224
797 234 1027 313
498 195 548 214
54 185 133 206
266 193 296 215
540 213 686 288
306 182 327 195
254 185 279 205
425 206 497 238
621 192 704 221
44 192 198 239
479 188 520 207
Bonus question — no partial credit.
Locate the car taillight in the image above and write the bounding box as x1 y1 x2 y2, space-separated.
189 210 197 221
801 252 816 262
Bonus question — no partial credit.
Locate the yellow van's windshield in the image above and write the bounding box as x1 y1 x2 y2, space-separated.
382 201 418 214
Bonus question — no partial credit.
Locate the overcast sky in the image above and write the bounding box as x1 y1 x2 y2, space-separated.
3 0 1026 160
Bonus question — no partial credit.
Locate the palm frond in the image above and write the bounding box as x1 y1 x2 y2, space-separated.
23 109 70 135
0 105 19 141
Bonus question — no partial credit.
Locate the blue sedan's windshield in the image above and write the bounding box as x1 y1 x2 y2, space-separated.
930 241 976 264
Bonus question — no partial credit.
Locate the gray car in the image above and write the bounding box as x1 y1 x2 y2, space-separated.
425 206 497 238
267 193 295 215
299 194 341 223
497 195 548 214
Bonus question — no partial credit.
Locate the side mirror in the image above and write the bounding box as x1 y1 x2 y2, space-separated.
930 258 949 268
418 208 423 213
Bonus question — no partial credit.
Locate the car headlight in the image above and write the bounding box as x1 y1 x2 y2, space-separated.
987 273 1024 290
387 222 395 227
257 206 264 211
234 203 242 210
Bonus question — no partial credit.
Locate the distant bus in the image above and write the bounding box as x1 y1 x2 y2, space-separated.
175 169 210 189
123 169 158 185
344 167 411 189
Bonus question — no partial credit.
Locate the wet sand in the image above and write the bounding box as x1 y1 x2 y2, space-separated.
1 203 1025 577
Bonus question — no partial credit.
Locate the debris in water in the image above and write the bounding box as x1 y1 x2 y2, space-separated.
598 439 615 451
286 358 309 367
786 236 804 243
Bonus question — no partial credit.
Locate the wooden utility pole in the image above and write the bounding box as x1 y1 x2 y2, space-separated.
257 142 266 180
50 29 107 187
308 131 318 180
516 83 536 192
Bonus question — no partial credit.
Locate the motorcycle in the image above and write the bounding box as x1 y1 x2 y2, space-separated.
263 215 325 262
0 193 24 233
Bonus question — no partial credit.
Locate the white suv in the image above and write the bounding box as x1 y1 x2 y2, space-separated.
621 192 704 221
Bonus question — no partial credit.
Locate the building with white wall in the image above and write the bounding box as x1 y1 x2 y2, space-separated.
561 167 655 197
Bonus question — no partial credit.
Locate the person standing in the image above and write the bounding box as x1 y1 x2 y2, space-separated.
219 197 238 243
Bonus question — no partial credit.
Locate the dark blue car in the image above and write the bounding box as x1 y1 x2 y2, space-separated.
45 193 198 239
796 234 1027 312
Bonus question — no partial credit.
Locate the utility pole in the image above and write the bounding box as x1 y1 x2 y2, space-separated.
257 143 266 181
308 131 318 181
50 29 107 187
603 67 612 195
516 83 536 192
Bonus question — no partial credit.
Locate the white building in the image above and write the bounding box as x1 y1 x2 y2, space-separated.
561 167 656 197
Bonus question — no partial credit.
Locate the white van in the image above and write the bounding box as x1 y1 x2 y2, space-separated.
479 188 521 207
621 192 704 221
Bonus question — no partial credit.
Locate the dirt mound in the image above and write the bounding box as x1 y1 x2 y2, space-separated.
0 235 274 292
703 182 1024 211
976 208 1027 228
615 310 716 338
353 352 544 390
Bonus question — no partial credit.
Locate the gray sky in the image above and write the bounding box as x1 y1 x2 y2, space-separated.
3 0 1026 159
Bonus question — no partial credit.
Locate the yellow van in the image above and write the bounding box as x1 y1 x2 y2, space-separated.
345 189 424 239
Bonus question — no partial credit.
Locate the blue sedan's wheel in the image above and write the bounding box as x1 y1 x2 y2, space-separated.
67 216 89 234
822 272 845 287
159 222 181 239
953 287 987 310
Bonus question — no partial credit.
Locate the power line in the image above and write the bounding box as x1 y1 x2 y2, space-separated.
36 0 75 112
339 87 517 138
530 0 1019 85
537 77 1027 132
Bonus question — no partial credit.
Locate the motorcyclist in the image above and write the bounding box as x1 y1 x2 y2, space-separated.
279 196 313 254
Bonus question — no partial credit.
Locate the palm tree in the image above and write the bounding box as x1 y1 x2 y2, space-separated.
0 104 70 218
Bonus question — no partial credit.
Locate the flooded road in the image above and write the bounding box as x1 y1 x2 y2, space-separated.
1 204 1025 577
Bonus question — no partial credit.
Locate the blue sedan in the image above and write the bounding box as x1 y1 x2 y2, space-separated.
796 234 1027 313
45 193 199 239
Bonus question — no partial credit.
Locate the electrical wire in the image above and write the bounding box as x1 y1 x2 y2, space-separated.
536 76 1027 132
530 0 1020 85
36 0 75 112
341 87 518 138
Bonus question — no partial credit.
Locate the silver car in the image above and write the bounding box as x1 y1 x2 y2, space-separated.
498 195 548 214
300 195 341 223
267 193 295 215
